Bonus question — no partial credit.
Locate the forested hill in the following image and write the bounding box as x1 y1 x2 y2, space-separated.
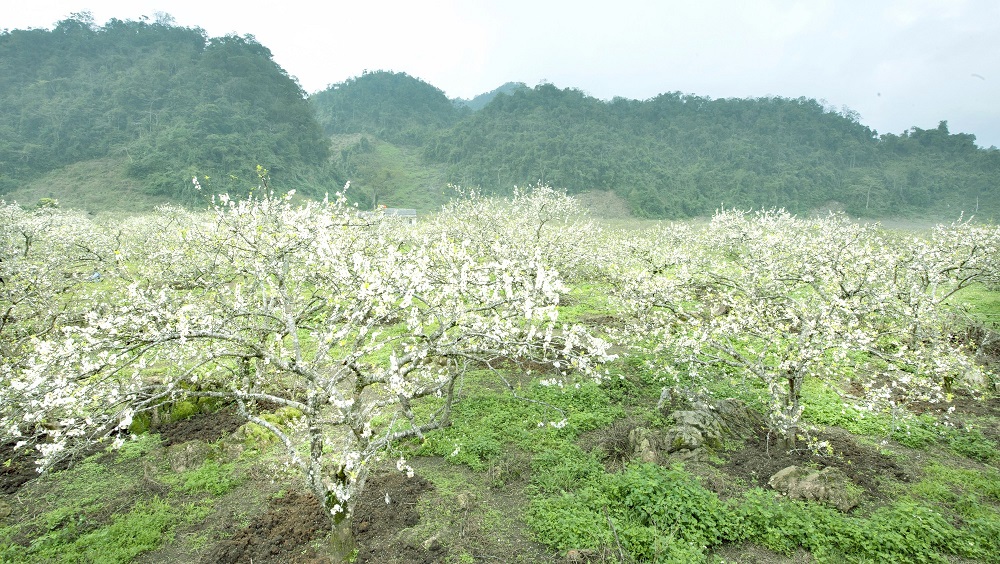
2 15 997 219
309 70 469 145
0 14 335 207
312 74 1000 219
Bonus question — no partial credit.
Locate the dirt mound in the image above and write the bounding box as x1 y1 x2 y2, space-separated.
722 427 908 500
352 469 437 564
911 390 1000 419
0 440 38 494
155 405 245 446
200 491 330 564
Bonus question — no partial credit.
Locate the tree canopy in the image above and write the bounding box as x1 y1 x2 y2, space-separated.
0 14 334 203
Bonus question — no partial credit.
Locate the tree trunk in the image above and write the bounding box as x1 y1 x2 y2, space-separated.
780 375 800 450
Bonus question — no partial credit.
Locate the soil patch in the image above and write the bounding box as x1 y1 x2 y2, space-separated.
0 439 104 495
910 390 1000 419
909 391 1000 445
155 405 245 446
200 490 330 564
352 469 437 564
721 426 909 501
0 439 39 494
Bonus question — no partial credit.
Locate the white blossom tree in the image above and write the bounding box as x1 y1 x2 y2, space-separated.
434 183 600 282
2 186 613 546
611 209 993 448
1 202 138 462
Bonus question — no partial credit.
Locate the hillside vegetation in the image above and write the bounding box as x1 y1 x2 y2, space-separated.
1 14 998 220
0 13 335 209
312 73 1000 220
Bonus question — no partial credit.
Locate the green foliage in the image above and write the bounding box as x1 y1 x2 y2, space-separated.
914 462 1000 503
417 376 622 470
238 407 303 449
528 462 726 561
0 454 212 564
0 16 335 203
170 400 199 421
114 433 163 462
310 71 468 145
4 16 997 219
805 385 998 461
328 134 450 212
525 491 611 551
164 459 242 496
944 427 998 462
529 444 605 495
0 497 190 564
525 449 1000 563
420 86 999 219
607 463 727 559
725 489 1000 563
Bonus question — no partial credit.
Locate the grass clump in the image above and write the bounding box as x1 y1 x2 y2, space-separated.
0 497 207 563
163 459 242 496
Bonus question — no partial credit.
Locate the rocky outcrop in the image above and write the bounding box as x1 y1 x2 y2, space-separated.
627 398 765 463
767 465 861 512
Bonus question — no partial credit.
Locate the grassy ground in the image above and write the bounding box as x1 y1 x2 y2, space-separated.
0 157 175 214
2 314 997 563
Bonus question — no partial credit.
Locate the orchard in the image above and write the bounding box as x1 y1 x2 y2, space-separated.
2 185 998 561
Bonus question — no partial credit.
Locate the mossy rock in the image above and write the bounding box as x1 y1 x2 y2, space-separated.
129 412 152 435
170 400 200 422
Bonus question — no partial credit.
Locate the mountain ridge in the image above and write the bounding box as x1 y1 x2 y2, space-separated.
2 15 996 220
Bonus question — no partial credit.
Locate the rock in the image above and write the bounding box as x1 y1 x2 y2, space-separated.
166 439 211 472
565 548 599 563
712 398 765 440
456 491 475 510
768 465 861 512
627 398 767 465
663 408 725 452
422 534 442 551
628 427 660 463
216 435 245 460
0 499 12 520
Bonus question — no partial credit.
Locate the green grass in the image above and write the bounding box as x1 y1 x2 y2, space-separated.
524 455 1000 563
0 452 211 563
333 135 451 213
2 498 208 564
950 283 1000 327
416 372 624 470
162 459 243 497
2 157 174 214
0 433 244 563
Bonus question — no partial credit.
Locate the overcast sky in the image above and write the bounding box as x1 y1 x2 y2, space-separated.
5 0 1000 148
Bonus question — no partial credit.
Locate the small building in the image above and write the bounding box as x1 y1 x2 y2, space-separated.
381 208 418 226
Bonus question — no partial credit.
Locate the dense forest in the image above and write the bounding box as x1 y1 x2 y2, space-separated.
313 72 1000 219
0 13 335 204
2 14 998 219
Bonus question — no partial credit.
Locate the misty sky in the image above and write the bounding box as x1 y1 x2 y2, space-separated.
5 0 1000 148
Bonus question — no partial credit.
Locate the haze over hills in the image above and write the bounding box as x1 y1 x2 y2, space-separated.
2 15 997 220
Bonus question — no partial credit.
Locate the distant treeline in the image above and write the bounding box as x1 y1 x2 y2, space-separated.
2 15 997 219
312 71 1000 219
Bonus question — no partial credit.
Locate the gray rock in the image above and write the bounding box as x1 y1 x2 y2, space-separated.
664 409 726 452
768 465 861 512
712 398 765 440
628 398 766 464
628 427 660 463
